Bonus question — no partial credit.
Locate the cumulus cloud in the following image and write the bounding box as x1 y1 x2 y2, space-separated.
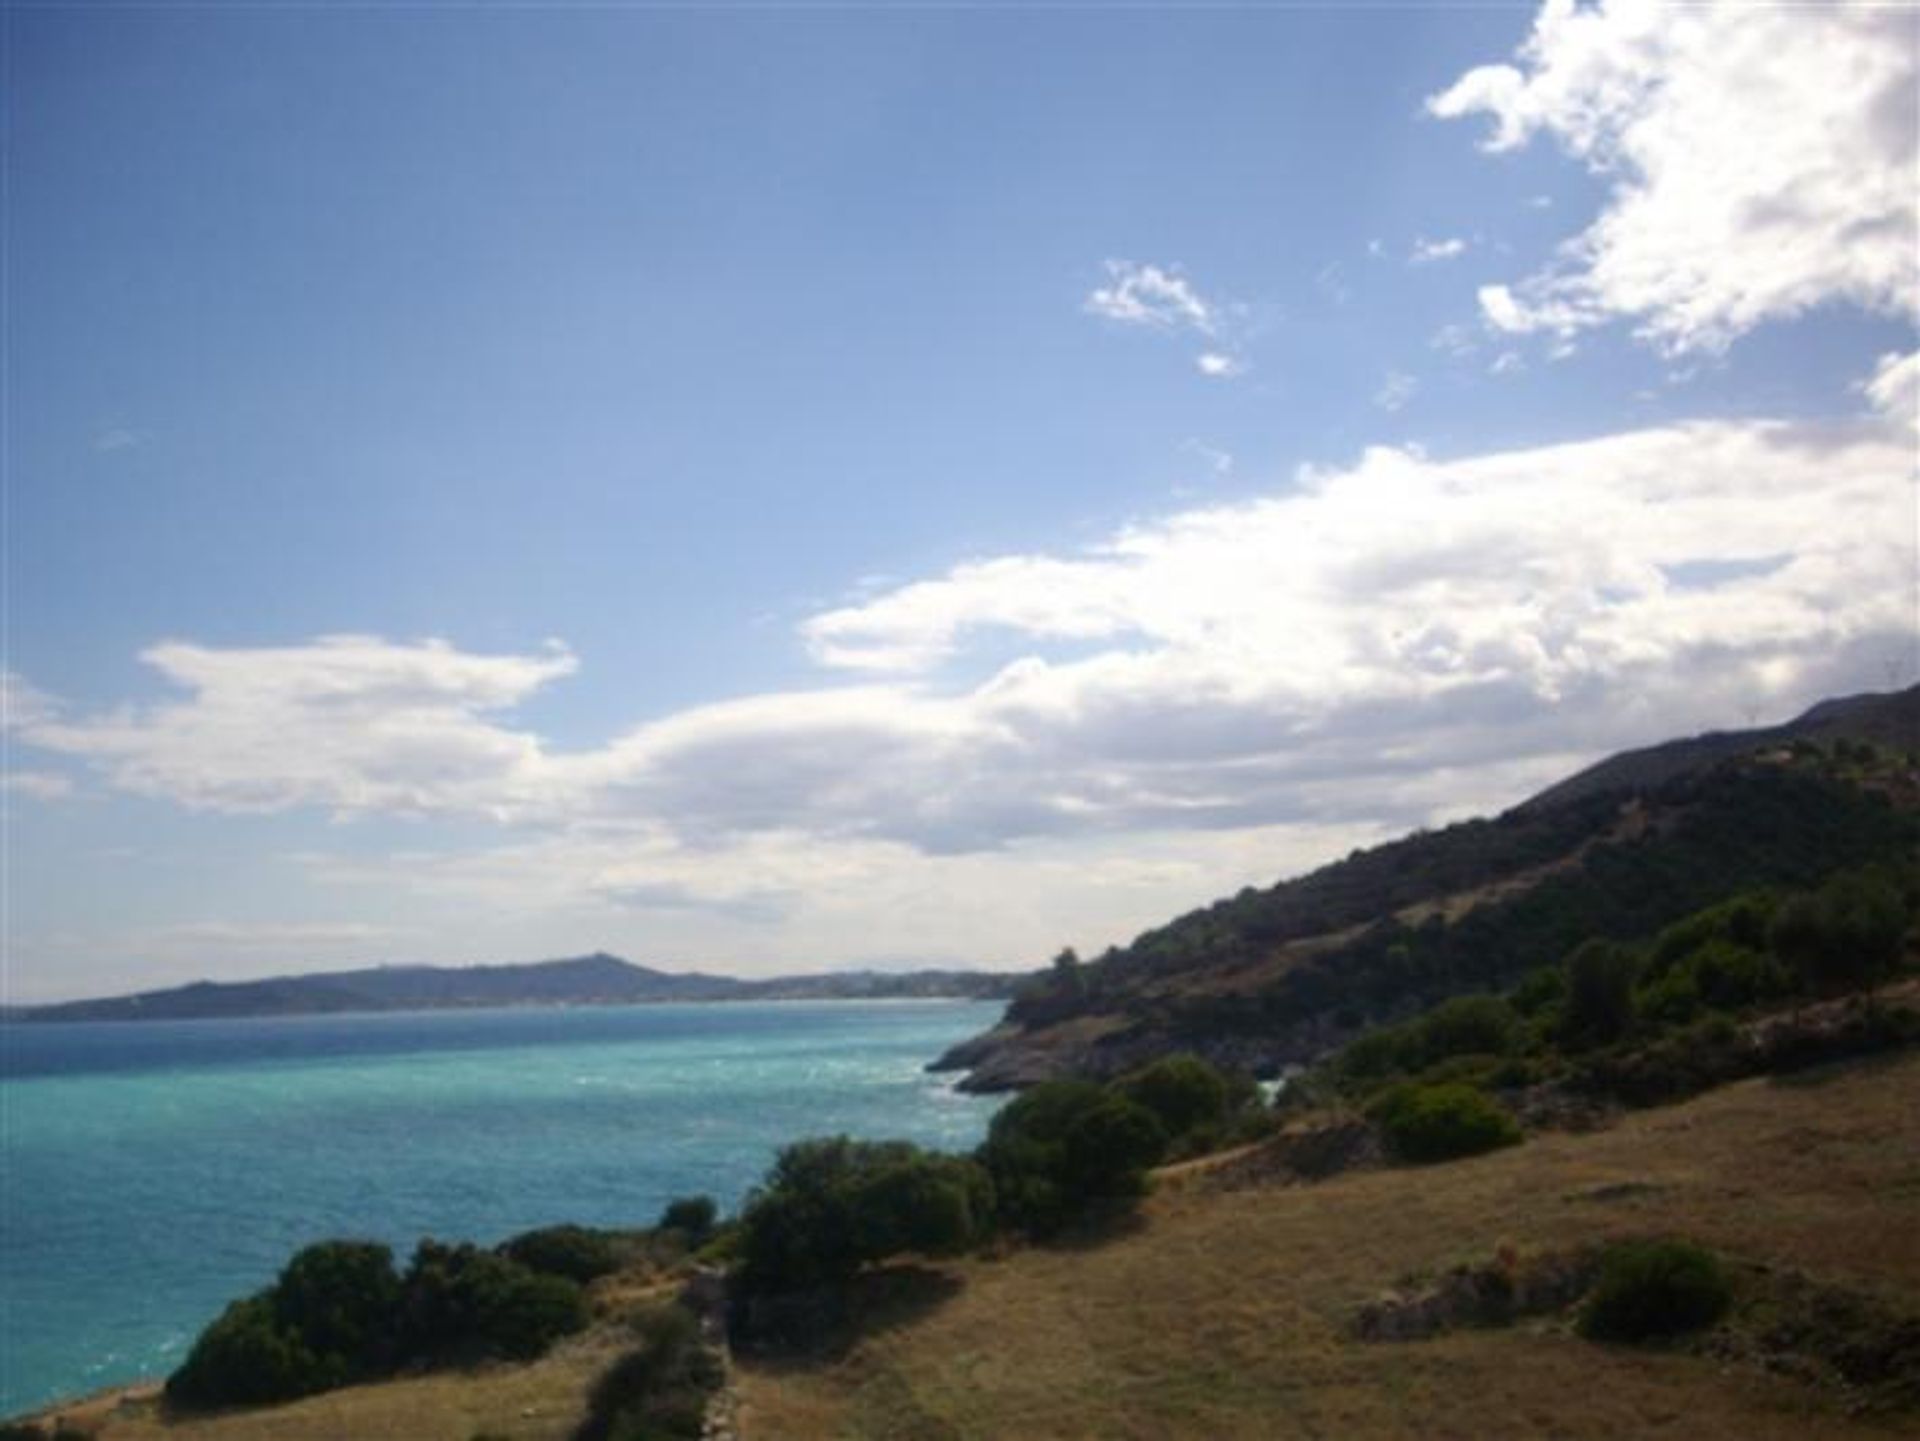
1084 260 1216 333
1195 352 1244 379
10 385 1913 887
20 635 576 818
1430 0 1919 353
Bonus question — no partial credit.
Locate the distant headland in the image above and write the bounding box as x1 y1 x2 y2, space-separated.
5 952 1028 1024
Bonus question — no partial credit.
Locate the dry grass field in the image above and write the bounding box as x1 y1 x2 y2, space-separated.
734 1050 1920 1440
31 1049 1920 1441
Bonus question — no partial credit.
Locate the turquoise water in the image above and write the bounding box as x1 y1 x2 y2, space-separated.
0 1000 1004 1416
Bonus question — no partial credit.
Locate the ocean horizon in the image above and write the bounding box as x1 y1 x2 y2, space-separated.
0 999 1004 1416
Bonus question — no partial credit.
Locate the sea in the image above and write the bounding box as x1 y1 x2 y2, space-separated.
0 999 1005 1417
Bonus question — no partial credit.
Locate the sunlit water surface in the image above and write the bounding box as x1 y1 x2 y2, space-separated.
0 1000 1004 1415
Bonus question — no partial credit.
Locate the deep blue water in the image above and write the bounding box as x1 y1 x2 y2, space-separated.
0 1000 1005 1416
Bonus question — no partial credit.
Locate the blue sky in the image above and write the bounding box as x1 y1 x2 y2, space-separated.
6 2 1916 1001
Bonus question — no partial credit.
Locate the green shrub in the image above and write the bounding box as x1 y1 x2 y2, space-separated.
166 1239 404 1410
1337 1024 1418 1082
572 1304 722 1441
657 1195 718 1245
398 1241 588 1363
1561 940 1638 1048
500 1224 624 1284
1416 995 1521 1064
165 1294 335 1408
271 1240 400 1369
1412 1052 1505 1090
1111 1054 1231 1140
1368 1083 1522 1164
1580 1240 1732 1342
1509 965 1566 1018
737 1138 992 1295
980 1081 1167 1236
1771 873 1908 998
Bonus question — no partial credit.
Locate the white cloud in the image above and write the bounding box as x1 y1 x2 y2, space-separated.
20 635 576 818
2 670 59 732
1863 349 1920 429
10 377 1914 971
1411 236 1468 265
1084 260 1215 333
1373 370 1419 412
1430 1 1919 353
1489 350 1526 376
2 770 74 801
1195 351 1245 379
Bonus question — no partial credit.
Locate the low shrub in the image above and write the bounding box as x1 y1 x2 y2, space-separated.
499 1224 624 1284
165 1294 335 1409
1368 1083 1522 1164
572 1304 722 1441
980 1081 1167 1236
658 1195 718 1245
168 1236 587 1412
736 1138 993 1295
1580 1239 1731 1342
1112 1054 1231 1141
398 1241 588 1364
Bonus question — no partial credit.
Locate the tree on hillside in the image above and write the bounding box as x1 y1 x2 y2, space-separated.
1561 940 1637 1049
736 1137 991 1295
1770 872 1908 1000
1112 1054 1232 1140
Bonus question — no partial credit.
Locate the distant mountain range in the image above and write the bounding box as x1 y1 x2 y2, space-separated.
10 952 1027 1024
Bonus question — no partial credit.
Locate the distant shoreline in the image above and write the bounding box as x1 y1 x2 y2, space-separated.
2 993 1009 1027
7 953 1028 1025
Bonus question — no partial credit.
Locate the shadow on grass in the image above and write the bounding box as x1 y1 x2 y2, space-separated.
731 1264 964 1370
1030 1199 1150 1253
1764 1043 1915 1090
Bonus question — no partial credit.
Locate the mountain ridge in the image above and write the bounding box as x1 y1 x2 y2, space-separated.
932 686 1920 1091
11 952 1026 1024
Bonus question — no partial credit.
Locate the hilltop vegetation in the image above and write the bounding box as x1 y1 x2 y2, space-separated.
939 688 1919 1091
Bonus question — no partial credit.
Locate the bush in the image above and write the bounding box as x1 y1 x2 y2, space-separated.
1771 872 1908 998
398 1241 588 1364
980 1081 1167 1236
572 1305 721 1441
1561 940 1637 1048
1580 1240 1732 1342
168 1235 589 1412
657 1195 718 1245
1368 1083 1522 1164
165 1294 335 1409
1416 995 1521 1064
736 1138 992 1295
166 1239 405 1410
500 1224 624 1284
1111 1054 1231 1141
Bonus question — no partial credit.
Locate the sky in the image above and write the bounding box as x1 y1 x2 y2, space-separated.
4 1 1916 1003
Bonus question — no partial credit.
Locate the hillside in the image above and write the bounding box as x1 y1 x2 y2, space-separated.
18 954 1024 1024
935 688 1920 1091
29 1046 1920 1440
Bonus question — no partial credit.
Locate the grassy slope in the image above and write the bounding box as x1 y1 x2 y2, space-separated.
38 1049 1919 1440
736 1050 1920 1440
